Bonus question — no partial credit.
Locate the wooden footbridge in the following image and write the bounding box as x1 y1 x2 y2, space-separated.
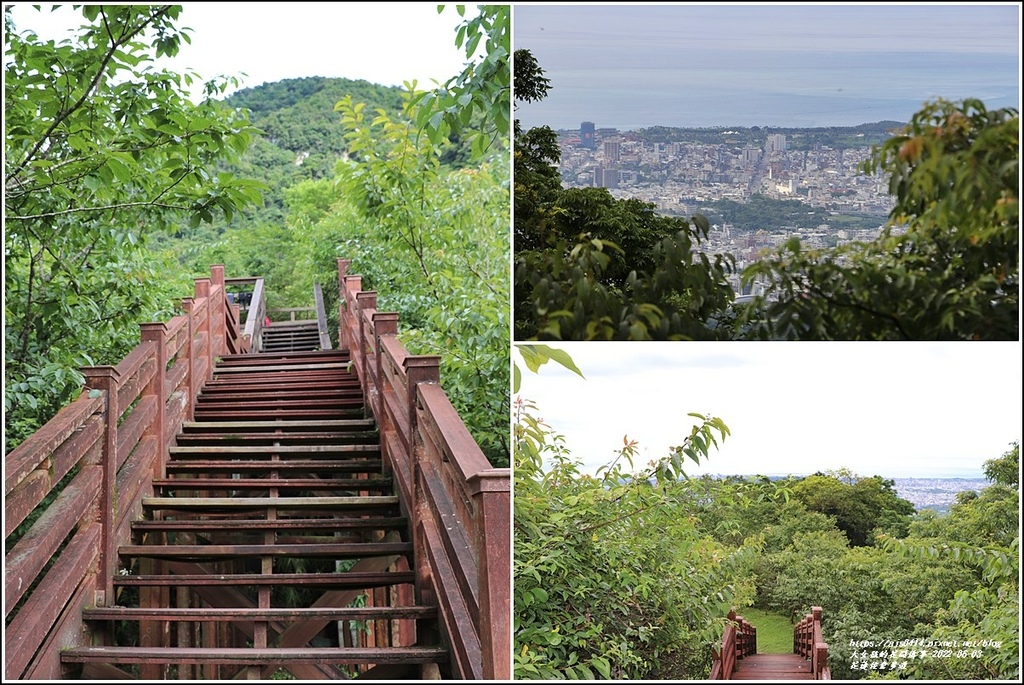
5 260 510 680
710 608 831 680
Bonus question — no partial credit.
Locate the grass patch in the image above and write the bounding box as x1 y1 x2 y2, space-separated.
734 607 795 654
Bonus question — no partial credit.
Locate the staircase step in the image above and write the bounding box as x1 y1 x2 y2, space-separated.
142 495 397 509
168 444 380 455
182 419 376 431
164 459 383 473
132 517 407 533
114 571 415 589
60 646 448 665
211 362 349 374
191 408 365 420
152 478 393 491
83 606 437 621
118 541 412 560
216 350 348 363
733 654 814 680
195 389 363 402
174 433 378 447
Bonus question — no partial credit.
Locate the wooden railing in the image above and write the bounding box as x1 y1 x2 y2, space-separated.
337 258 511 680
227 276 265 353
795 606 831 679
4 265 240 680
313 282 333 350
709 610 757 680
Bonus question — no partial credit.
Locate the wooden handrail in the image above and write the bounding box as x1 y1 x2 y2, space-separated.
336 257 510 680
313 282 332 350
710 610 757 679
795 606 831 680
242 277 266 352
4 265 240 680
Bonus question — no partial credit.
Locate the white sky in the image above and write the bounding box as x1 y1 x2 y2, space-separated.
515 343 1023 480
5 3 477 99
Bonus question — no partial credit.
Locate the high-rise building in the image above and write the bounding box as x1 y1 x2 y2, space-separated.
767 133 787 152
602 168 619 189
580 121 595 149
603 139 621 164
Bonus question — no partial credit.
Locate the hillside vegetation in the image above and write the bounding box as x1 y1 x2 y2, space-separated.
5 5 511 468
514 369 1019 680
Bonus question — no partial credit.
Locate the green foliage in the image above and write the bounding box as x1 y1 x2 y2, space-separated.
4 5 260 450
733 608 797 654
513 50 737 340
789 469 916 546
514 400 747 679
515 354 743 678
514 353 1018 681
983 441 1019 489
514 343 585 394
740 98 1018 340
327 91 509 466
703 195 879 233
412 5 510 159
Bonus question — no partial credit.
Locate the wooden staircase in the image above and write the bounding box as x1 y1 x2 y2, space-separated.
261 320 323 353
710 608 830 681
731 654 814 680
60 350 448 679
7 262 509 680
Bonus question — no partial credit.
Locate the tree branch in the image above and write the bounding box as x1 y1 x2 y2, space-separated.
5 5 175 184
7 200 193 221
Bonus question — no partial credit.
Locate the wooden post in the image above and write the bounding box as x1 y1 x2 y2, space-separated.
194 277 213 383
139 323 168 474
180 297 197 421
404 356 440 441
355 291 377 389
81 366 121 607
468 471 511 680
210 265 226 358
372 312 399 427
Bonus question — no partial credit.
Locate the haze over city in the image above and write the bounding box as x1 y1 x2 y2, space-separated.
514 3 1021 129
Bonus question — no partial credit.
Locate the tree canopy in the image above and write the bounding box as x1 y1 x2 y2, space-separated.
4 5 261 449
513 49 736 340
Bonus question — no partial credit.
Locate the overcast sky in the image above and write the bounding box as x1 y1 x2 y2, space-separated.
513 2 1021 129
6 3 475 99
515 343 1022 480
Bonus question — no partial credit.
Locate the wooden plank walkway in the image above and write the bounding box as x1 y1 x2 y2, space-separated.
732 653 814 680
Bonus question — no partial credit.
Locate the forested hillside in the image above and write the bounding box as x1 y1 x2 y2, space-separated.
514 355 1019 680
5 5 511 468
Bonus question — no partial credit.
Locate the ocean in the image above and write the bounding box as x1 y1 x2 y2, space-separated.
515 49 1020 130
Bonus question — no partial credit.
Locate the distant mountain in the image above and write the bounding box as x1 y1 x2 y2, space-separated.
225 76 405 167
211 77 406 224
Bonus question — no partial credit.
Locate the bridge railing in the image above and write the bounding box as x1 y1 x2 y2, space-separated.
709 610 757 680
795 606 831 680
336 258 510 680
4 265 239 680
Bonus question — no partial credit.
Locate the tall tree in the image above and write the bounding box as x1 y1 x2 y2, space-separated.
4 5 261 449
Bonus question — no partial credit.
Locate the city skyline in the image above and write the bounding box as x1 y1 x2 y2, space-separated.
514 3 1021 130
